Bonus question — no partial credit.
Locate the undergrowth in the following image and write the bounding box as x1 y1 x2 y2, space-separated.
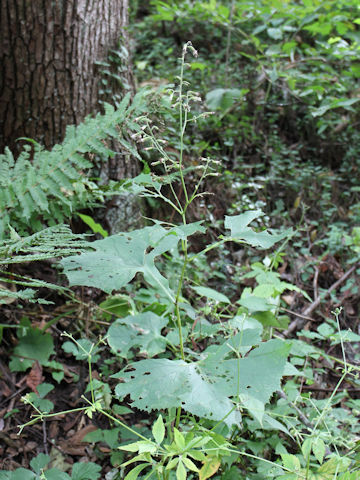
1 38 359 480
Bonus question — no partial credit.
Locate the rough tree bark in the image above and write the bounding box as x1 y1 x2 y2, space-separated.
0 0 142 233
0 0 133 152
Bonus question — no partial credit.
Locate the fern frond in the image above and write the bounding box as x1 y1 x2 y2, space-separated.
0 224 92 264
0 92 147 238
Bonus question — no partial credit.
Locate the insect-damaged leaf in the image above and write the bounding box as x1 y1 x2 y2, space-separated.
107 312 169 358
114 358 241 427
113 335 290 425
61 223 204 301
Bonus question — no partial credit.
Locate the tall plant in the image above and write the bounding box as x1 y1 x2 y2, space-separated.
7 41 359 480
57 42 293 479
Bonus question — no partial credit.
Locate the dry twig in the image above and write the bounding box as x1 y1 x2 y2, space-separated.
283 262 359 337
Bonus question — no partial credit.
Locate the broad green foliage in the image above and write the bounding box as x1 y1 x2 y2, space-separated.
134 0 360 256
114 335 290 425
61 210 288 300
0 455 101 480
77 213 109 238
224 210 292 249
115 357 241 426
148 0 360 121
192 285 231 304
10 327 54 369
4 1 360 476
62 338 100 362
0 94 146 238
108 312 169 357
24 383 55 413
61 222 205 301
205 88 249 111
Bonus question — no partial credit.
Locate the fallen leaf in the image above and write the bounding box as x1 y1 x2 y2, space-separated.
26 361 43 393
58 424 97 455
282 294 295 306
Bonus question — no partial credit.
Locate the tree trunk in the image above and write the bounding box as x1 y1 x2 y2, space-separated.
0 0 143 233
0 0 134 153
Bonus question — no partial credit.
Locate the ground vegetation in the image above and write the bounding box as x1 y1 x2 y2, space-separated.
0 1 359 479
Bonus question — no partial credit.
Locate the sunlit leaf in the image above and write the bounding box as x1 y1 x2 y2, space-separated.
199 457 221 480
152 415 165 445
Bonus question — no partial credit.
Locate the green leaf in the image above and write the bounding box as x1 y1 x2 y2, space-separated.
44 470 71 480
203 328 262 359
124 463 149 480
7 469 36 480
152 415 165 445
77 213 108 238
166 458 179 470
267 27 283 40
312 437 326 465
119 442 141 452
71 462 101 480
99 295 131 318
192 286 230 304
37 383 54 398
253 311 289 329
239 395 264 425
27 394 54 413
204 339 291 423
174 428 186 450
0 473 11 480
317 456 348 474
338 473 359 480
61 224 205 301
188 449 206 462
182 457 199 472
107 312 168 358
115 332 289 425
205 88 248 110
301 438 312 460
176 460 187 480
13 328 54 364
225 211 291 249
281 454 301 472
190 62 207 71
30 454 50 474
262 413 290 435
136 441 157 454
312 98 360 117
238 293 274 312
9 356 33 372
114 358 241 426
62 339 99 362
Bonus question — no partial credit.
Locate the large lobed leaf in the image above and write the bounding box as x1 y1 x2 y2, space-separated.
113 331 290 426
224 210 292 249
114 358 241 427
61 223 204 301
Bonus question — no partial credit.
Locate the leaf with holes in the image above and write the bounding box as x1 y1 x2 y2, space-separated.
114 358 241 427
107 312 169 358
203 339 291 423
61 223 204 302
113 332 288 425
